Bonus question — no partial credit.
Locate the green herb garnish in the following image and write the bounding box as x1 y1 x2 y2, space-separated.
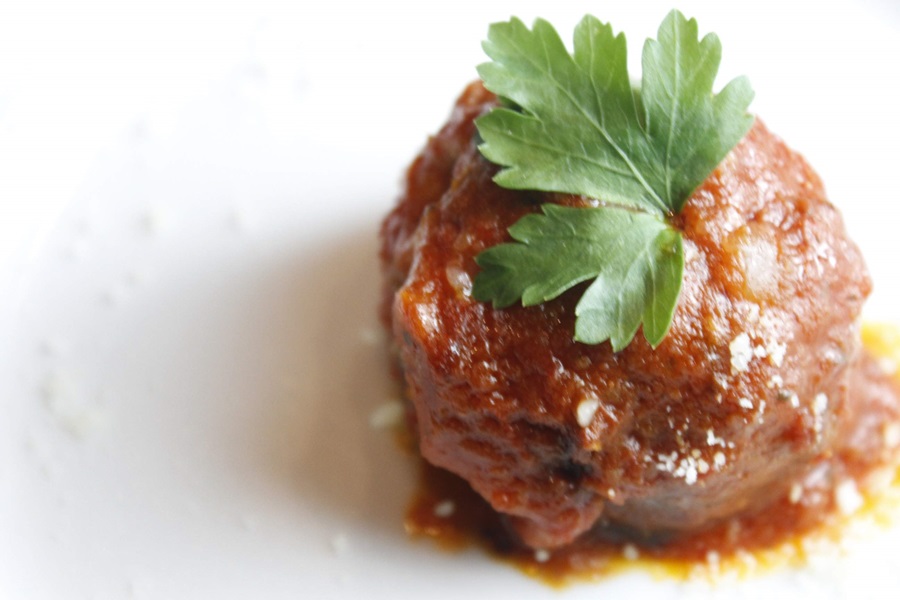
472 10 754 350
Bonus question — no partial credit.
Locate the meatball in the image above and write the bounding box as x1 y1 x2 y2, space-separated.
380 82 893 550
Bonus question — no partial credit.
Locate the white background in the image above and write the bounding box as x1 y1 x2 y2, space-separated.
1 1 899 598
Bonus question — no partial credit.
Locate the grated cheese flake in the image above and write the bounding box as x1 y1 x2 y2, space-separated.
433 500 456 518
575 396 601 428
789 483 803 504
369 400 405 429
835 480 863 516
534 549 551 563
729 333 754 373
706 429 726 447
885 423 900 448
623 543 640 561
766 340 787 366
713 452 727 468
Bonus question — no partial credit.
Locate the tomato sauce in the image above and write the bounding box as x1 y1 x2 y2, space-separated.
403 325 900 585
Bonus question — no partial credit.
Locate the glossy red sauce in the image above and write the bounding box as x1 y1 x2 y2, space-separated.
403 327 900 585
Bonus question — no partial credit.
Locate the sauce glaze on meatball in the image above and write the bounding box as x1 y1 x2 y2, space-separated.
381 82 900 550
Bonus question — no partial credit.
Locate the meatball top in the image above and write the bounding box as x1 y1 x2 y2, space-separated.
381 82 873 549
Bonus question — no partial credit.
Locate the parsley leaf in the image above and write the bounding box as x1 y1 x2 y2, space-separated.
472 10 753 349
475 204 683 351
475 10 753 214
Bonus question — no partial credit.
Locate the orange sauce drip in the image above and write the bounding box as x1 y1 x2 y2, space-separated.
403 323 900 586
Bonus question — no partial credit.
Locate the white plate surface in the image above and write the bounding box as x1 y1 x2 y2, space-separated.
2 1 899 599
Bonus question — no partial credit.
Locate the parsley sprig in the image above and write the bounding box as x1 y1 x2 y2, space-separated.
472 10 754 350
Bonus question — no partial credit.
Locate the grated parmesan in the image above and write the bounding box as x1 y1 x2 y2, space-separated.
813 393 828 415
729 333 754 373
368 400 405 429
433 500 456 518
834 480 863 516
789 483 803 504
766 340 787 366
575 396 601 428
706 429 726 447
534 549 551 563
885 423 900 448
623 544 640 561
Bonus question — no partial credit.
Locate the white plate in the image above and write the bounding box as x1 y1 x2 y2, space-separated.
2 1 899 598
